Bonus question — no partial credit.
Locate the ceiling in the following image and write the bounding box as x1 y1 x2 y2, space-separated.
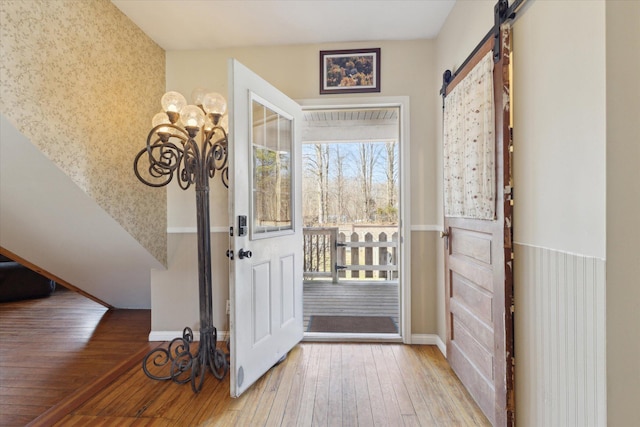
111 0 456 51
304 107 398 123
302 107 399 144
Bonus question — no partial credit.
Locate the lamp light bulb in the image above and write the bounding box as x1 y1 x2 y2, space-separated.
180 105 205 128
161 91 187 114
152 112 171 133
202 92 227 116
191 87 210 107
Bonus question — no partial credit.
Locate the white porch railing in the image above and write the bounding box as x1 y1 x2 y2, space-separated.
303 227 398 283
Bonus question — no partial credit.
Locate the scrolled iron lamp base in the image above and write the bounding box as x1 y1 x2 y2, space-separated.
134 89 231 393
142 327 228 393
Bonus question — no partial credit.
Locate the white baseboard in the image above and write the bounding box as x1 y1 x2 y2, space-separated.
149 330 229 342
411 334 447 357
436 335 446 357
149 331 444 354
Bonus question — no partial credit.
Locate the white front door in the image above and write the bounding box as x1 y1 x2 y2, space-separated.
228 59 304 397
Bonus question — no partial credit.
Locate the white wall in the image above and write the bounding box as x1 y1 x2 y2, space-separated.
1 115 163 308
153 40 441 336
514 1 606 258
150 233 230 335
165 40 438 229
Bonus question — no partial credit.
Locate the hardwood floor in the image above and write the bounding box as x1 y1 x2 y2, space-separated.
0 287 152 426
55 343 489 426
1 287 489 426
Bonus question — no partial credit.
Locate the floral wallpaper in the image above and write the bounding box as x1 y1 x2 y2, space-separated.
0 0 167 265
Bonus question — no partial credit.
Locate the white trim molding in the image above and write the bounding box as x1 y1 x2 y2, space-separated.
512 241 605 262
298 96 413 348
167 226 229 234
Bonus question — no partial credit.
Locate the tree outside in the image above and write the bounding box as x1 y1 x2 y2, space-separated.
303 141 398 228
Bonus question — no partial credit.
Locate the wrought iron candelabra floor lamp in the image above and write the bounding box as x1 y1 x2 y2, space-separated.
133 89 230 393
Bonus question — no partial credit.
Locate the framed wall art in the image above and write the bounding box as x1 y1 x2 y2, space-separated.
320 48 381 94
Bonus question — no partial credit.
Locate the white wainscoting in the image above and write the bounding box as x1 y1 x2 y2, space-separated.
514 243 606 427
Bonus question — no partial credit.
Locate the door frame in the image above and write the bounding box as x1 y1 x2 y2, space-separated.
297 96 411 343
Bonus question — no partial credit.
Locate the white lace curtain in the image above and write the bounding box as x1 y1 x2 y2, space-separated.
444 51 496 220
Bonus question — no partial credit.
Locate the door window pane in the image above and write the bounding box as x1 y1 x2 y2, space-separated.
252 99 293 235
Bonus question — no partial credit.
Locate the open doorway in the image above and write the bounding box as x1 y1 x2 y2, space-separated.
300 106 403 339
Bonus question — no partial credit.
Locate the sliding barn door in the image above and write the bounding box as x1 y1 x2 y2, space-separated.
442 29 514 426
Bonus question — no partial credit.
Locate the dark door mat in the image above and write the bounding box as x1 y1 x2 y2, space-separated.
307 315 397 333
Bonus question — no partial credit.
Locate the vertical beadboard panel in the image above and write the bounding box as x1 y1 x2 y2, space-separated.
515 244 606 427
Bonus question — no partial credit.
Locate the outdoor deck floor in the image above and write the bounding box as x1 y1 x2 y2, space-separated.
303 280 399 332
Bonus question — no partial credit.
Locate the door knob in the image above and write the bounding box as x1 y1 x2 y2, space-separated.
440 230 450 250
238 248 252 259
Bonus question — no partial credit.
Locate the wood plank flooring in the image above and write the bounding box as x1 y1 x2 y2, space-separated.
1 285 489 426
303 281 399 330
0 287 152 426
56 343 489 426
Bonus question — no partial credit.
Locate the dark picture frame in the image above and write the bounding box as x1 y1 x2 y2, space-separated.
320 48 381 94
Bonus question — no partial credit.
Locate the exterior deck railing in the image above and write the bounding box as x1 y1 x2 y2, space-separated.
303 227 398 283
